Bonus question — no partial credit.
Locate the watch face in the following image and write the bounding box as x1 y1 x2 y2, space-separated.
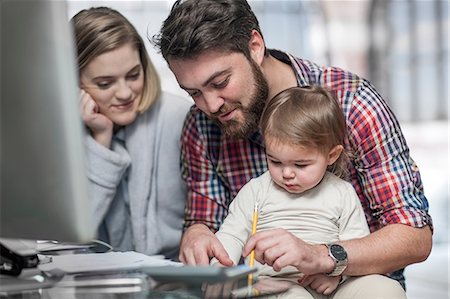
330 244 347 261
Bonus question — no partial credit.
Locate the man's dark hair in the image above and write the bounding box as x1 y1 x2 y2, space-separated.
152 0 266 61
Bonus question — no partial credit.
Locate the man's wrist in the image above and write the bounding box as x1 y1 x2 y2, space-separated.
320 244 336 274
325 243 348 276
188 223 210 232
184 222 212 232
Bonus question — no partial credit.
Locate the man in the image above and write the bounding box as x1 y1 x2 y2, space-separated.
153 0 432 295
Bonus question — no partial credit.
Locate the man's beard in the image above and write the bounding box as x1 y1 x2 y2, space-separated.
214 61 269 139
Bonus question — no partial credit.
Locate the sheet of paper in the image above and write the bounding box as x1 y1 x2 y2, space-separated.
38 251 182 274
36 240 94 252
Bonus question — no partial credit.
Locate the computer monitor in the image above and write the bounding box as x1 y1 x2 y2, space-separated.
0 1 94 243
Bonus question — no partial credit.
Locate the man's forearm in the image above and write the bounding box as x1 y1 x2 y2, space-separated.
341 224 432 276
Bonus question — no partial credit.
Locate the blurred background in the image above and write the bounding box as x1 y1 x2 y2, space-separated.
67 1 449 297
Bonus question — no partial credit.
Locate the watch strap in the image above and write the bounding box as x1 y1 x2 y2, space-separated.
326 243 348 276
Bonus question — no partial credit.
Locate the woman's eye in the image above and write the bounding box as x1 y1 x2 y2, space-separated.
127 72 140 80
97 82 111 89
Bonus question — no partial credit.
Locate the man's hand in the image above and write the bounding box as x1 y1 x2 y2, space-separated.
242 228 332 275
298 274 340 295
179 224 234 266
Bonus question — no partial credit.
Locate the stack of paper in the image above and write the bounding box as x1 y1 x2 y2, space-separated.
38 251 182 274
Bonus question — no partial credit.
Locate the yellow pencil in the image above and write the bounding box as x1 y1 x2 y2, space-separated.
248 201 258 286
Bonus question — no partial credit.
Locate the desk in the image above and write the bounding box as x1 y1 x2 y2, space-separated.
0 269 291 298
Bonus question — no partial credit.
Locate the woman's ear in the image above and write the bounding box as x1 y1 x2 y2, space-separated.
327 145 344 165
248 29 265 66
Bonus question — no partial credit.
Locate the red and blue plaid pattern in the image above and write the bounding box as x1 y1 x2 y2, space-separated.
179 51 432 285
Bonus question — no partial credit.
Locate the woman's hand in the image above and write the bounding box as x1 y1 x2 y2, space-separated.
79 89 113 148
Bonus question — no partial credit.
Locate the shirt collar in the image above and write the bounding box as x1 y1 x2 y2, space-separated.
268 49 309 87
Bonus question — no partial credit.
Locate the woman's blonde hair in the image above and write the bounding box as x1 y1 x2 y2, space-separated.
71 7 160 112
260 86 349 179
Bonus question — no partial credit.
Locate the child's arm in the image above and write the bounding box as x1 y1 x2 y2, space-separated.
211 181 259 266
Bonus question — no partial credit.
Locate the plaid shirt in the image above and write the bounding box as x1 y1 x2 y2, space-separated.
180 50 432 286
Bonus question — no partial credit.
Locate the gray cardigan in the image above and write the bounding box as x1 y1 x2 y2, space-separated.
85 92 192 260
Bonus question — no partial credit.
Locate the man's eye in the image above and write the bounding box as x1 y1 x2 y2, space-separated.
213 77 229 88
187 90 200 98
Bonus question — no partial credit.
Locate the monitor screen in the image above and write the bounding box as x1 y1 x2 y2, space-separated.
0 0 94 243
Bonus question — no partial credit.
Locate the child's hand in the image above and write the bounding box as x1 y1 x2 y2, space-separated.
298 273 340 295
79 89 113 148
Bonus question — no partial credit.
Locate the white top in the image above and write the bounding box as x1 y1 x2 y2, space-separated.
213 171 370 276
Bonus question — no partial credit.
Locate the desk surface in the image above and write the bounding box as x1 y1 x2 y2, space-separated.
0 243 290 298
0 269 292 298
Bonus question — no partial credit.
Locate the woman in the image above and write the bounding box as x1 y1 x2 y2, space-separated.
70 7 192 260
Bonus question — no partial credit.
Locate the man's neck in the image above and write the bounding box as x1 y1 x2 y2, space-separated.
261 52 298 100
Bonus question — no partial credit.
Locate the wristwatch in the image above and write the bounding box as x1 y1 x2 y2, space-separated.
326 243 348 276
